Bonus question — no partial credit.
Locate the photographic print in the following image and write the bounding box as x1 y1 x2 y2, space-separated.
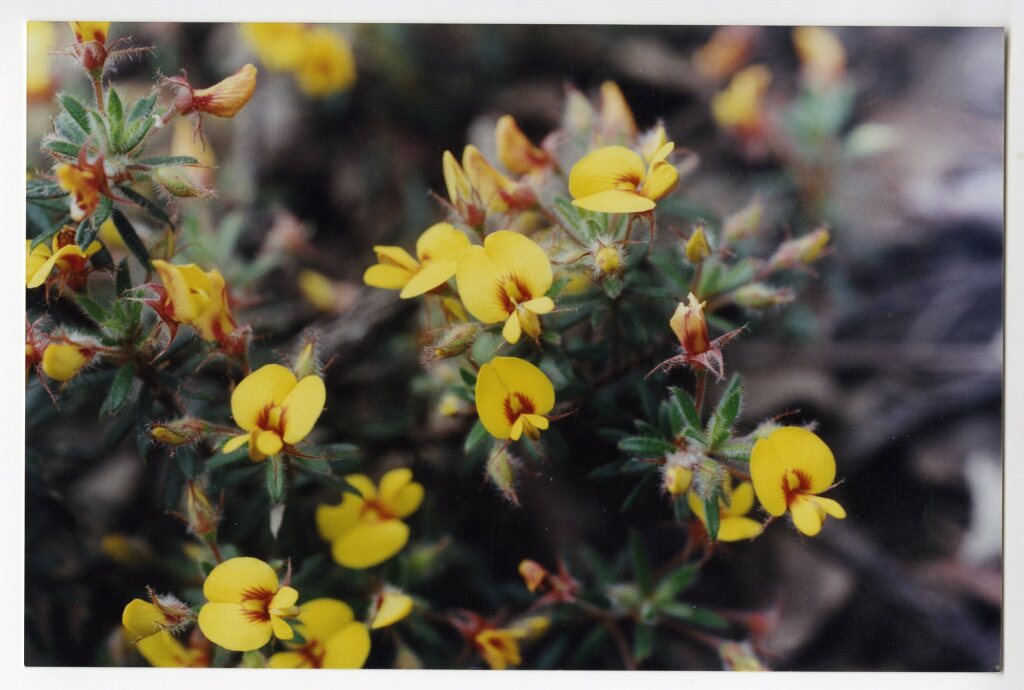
24 20 1004 671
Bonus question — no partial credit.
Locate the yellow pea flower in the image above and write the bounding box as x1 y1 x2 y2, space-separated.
55 161 103 221
69 21 110 45
693 26 757 81
685 225 712 263
298 269 339 311
185 64 258 118
455 230 554 344
316 468 424 569
363 223 470 298
474 357 555 441
568 143 679 214
598 81 638 141
240 23 309 71
197 557 301 652
475 628 523 670
792 27 846 87
27 22 55 101
26 235 100 290
750 427 846 537
151 260 237 343
369 589 414 629
134 630 210 668
711 64 772 134
295 28 357 97
687 478 764 542
268 599 371 669
495 115 553 175
222 364 326 461
122 592 192 642
41 342 94 381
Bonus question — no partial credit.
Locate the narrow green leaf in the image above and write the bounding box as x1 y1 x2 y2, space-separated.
128 92 158 122
654 564 698 603
618 437 676 458
662 398 684 437
707 374 743 448
107 87 123 123
119 116 153 154
100 364 135 418
55 111 87 143
26 178 67 200
110 209 150 268
176 446 197 478
75 217 99 250
42 139 81 159
89 196 113 232
265 457 287 504
459 367 477 387
660 602 729 631
629 530 653 594
134 155 201 167
86 110 109 149
632 624 654 664
620 468 658 513
74 294 108 324
703 492 721 542
59 93 91 133
565 626 609 668
603 276 623 299
463 420 488 453
119 186 174 227
670 387 702 431
116 256 132 295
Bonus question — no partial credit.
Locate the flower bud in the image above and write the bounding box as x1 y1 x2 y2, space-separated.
185 480 220 538
732 283 795 309
563 86 594 134
768 227 830 271
669 293 711 357
149 418 206 447
495 115 552 175
41 342 94 381
368 588 414 629
291 334 322 379
685 225 712 263
663 465 694 496
640 124 668 165
122 589 193 642
792 27 846 88
722 195 763 243
594 245 624 277
486 446 520 505
599 81 637 141
153 167 213 198
518 559 549 593
427 322 481 363
175 64 258 118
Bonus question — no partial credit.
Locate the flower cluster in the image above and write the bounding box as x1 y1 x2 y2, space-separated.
241 23 356 97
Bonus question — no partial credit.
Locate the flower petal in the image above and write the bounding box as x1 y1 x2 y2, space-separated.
573 189 656 214
789 494 825 536
502 311 523 344
813 495 846 520
378 468 413 501
717 516 764 541
483 230 553 298
330 520 409 569
255 429 283 457
315 494 363 542
364 263 414 290
388 483 424 518
727 480 756 517
370 592 414 629
280 375 326 444
489 356 555 415
231 364 297 432
374 246 419 271
203 556 279 604
763 427 836 495
270 614 294 640
456 245 510 323
568 146 645 199
121 599 164 641
294 598 355 644
27 245 86 288
270 586 299 610
267 651 310 669
510 416 525 441
134 630 198 667
524 413 549 431
522 296 555 315
399 260 458 298
640 160 679 201
475 360 513 439
322 622 371 669
222 433 250 454
198 602 273 651
415 222 471 263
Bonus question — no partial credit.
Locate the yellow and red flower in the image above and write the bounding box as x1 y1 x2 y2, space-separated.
26 231 101 292
569 143 678 214
687 478 764 542
654 292 744 380
363 222 470 298
474 357 555 441
267 599 370 669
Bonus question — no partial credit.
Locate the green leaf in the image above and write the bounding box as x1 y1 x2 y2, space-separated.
74 217 99 250
86 110 110 149
632 624 654 664
629 530 653 594
119 185 174 227
134 155 201 167
100 364 135 418
207 445 249 470
603 276 623 299
90 195 113 231
703 491 721 542
716 442 752 463
41 139 81 159
26 178 67 200
119 116 154 154
107 87 123 124
74 293 108 324
265 456 287 504
116 256 132 295
30 217 69 250
58 93 91 133
459 367 477 387
565 626 609 668
463 419 488 453
660 399 682 437
110 209 151 268
128 92 158 122
654 564 698 603
707 374 743 448
660 602 729 631
618 436 676 458
55 111 87 143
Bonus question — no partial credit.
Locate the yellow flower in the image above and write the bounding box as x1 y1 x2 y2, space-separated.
187 64 258 118
663 465 693 497
298 269 339 311
569 143 678 214
475 357 555 441
26 236 100 289
316 468 424 569
711 64 772 133
222 364 326 461
593 245 623 277
598 81 638 141
685 225 712 263
41 342 93 381
197 557 301 652
295 28 356 97
369 589 415 629
462 145 523 214
693 26 757 81
363 223 470 298
750 427 846 537
687 478 764 541
455 230 554 344
495 115 552 175
241 23 309 71
55 162 102 221
134 630 209 668
151 260 237 343
27 22 55 100
474 628 523 670
268 599 371 669
792 27 846 87
69 21 109 45
171 116 217 190
122 592 192 642
669 293 712 357
518 559 548 593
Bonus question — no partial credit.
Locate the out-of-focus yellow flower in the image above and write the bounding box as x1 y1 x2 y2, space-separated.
316 468 424 569
750 427 846 537
687 478 764 541
151 260 237 343
100 534 153 567
475 357 555 441
693 26 758 80
518 559 548 593
768 227 830 271
495 115 553 175
663 465 693 497
685 225 712 263
368 589 414 629
295 28 356 97
41 342 93 381
792 27 846 87
28 22 55 100
184 64 258 118
197 557 300 652
598 81 637 142
456 231 554 344
171 117 216 190
438 392 463 417
69 21 109 45
26 235 100 289
639 124 668 165
241 23 308 71
363 223 470 299
711 64 772 134
298 269 340 311
474 628 523 670
462 145 523 215
134 630 210 668
122 592 192 642
56 161 102 221
222 364 326 462
569 143 678 214
268 599 370 669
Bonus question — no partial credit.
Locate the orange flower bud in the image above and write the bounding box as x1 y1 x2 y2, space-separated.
518 559 548 593
172 64 258 119
685 225 712 263
69 22 110 45
669 293 711 357
495 115 552 175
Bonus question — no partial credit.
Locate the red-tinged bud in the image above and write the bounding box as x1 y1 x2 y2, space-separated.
722 195 763 243
495 115 553 175
670 293 711 356
518 559 548 593
185 480 221 538
167 65 258 120
768 227 830 272
732 283 795 309
150 418 206 447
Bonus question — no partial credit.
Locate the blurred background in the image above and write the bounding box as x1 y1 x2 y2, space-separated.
25 23 1003 670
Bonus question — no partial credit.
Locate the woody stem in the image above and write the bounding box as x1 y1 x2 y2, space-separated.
208 540 224 564
92 75 106 115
